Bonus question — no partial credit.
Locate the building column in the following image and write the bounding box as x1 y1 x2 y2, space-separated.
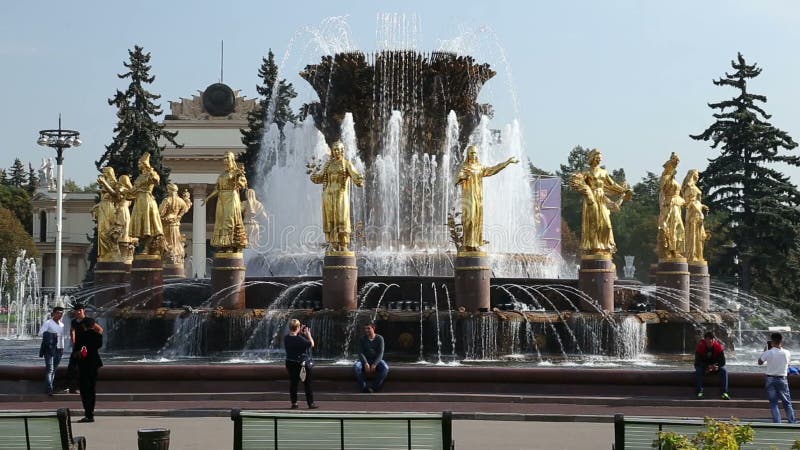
191 184 208 278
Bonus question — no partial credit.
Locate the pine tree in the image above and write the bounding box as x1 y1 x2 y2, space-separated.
26 162 37 194
239 49 298 182
690 53 800 297
96 45 180 199
0 169 8 186
8 158 27 188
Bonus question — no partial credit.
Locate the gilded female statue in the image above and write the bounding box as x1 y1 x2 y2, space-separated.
657 152 686 259
129 153 164 254
204 151 248 252
455 145 518 252
309 141 364 253
681 169 708 263
159 183 192 264
93 167 122 261
242 188 268 247
571 149 632 256
116 175 133 245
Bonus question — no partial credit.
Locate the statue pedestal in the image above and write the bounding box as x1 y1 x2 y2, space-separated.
655 258 690 312
322 252 358 310
212 252 246 309
130 254 163 309
578 255 614 312
689 261 710 312
163 263 185 279
94 260 129 308
454 252 491 312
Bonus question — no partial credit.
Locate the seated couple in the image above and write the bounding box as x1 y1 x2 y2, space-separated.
354 322 389 393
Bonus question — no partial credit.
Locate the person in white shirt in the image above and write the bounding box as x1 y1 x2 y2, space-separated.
758 332 797 423
38 306 65 395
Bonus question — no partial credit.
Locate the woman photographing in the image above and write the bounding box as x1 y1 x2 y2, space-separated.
284 319 318 409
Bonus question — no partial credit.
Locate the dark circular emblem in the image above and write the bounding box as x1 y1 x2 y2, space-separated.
202 83 235 116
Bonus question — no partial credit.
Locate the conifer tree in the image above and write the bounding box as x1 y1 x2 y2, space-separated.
8 158 27 188
690 53 800 296
0 169 8 186
96 45 180 199
26 162 37 194
239 50 298 182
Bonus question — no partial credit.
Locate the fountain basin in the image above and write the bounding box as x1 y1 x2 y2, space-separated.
0 365 770 399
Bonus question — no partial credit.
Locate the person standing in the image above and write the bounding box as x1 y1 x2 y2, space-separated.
38 306 65 395
68 304 104 393
758 332 797 423
354 322 389 393
694 331 730 399
74 317 103 423
284 319 318 409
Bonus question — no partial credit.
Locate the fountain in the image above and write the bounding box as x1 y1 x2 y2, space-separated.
6 16 797 373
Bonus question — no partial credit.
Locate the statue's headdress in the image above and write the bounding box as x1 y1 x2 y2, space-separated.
663 152 680 170
588 148 602 163
139 153 152 168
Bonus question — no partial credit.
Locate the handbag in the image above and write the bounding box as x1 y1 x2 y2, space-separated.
299 357 313 382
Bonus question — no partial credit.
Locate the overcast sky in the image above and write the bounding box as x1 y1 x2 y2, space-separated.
2 0 799 187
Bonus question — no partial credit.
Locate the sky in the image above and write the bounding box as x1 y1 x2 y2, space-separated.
1 0 799 187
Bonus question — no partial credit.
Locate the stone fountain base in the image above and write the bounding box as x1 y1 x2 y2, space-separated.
99 308 736 359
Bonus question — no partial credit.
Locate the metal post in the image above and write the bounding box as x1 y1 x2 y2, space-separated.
55 149 63 303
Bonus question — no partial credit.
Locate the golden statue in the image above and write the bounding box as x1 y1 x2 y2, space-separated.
657 153 686 260
159 183 192 264
242 188 268 247
570 148 632 257
204 151 248 252
116 175 136 262
309 141 364 253
129 153 164 255
681 169 709 263
93 167 123 261
455 145 518 252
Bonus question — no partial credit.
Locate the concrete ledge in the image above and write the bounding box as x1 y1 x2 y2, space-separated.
0 365 774 399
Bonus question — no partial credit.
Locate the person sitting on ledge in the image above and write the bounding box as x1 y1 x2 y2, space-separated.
694 331 730 399
354 322 389 393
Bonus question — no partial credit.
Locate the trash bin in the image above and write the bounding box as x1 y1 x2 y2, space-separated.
138 428 170 450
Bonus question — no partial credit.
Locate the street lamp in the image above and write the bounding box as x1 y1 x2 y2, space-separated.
37 115 81 305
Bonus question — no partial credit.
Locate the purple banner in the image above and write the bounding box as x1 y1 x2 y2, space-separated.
532 176 561 255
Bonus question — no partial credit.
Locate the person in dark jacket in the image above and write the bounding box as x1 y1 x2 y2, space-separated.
67 303 104 393
284 319 318 409
694 331 729 399
74 318 103 422
354 322 389 393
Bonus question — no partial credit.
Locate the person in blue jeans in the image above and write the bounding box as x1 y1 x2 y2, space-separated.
758 332 797 423
694 331 729 399
354 322 389 393
38 306 65 395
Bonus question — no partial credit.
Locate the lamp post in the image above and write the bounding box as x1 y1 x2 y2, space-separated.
37 115 81 304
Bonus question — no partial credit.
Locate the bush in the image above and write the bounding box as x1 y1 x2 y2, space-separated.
654 417 754 450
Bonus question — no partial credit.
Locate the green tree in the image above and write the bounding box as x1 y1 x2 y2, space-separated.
0 207 37 272
614 172 659 281
26 162 37 194
0 184 32 233
8 159 27 188
96 45 180 200
239 49 298 182
690 53 800 297
0 169 8 185
62 179 99 193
